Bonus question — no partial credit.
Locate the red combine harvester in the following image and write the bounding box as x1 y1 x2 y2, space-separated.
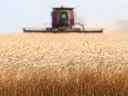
23 6 103 33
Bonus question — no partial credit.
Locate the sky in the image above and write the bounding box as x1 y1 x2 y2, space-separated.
0 0 128 33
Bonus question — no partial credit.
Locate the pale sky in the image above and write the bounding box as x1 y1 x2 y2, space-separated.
0 0 128 33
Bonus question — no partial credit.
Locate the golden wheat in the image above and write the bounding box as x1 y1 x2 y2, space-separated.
0 32 127 96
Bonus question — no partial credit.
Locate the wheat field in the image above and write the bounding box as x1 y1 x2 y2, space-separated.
0 32 128 96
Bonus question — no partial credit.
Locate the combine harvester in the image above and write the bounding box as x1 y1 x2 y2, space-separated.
23 6 103 33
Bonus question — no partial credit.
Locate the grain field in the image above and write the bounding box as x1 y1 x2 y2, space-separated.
0 32 127 96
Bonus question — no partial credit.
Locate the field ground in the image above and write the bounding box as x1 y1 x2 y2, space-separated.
0 32 127 96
